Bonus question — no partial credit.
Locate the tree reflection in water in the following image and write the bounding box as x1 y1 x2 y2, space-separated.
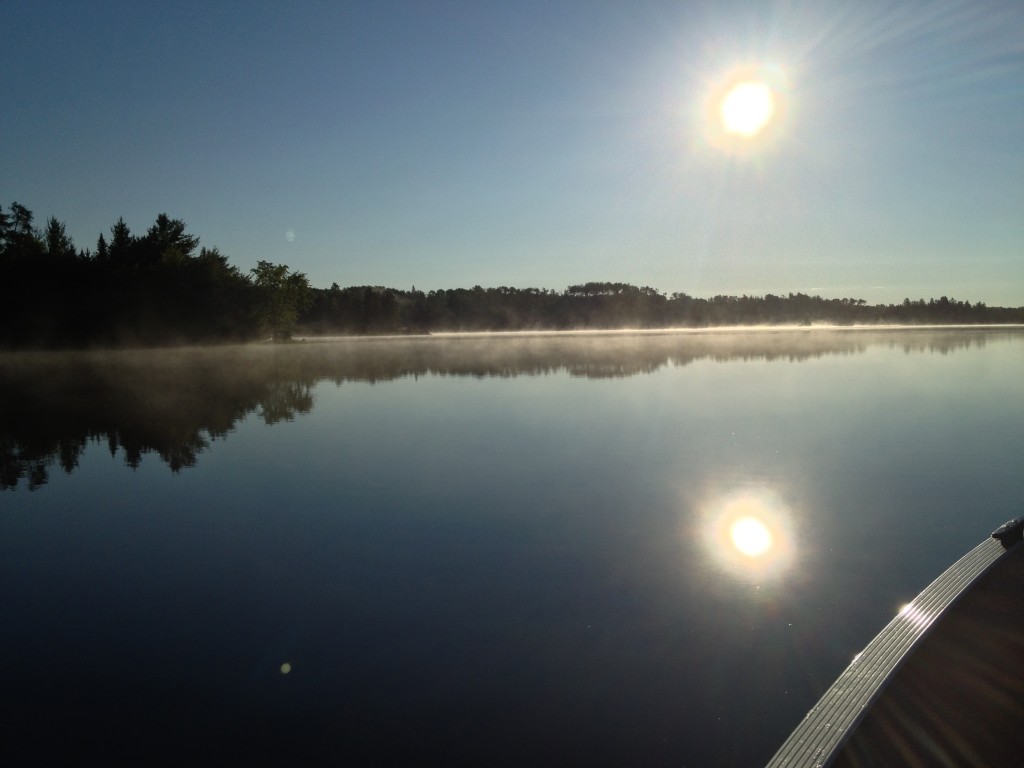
0 328 1006 489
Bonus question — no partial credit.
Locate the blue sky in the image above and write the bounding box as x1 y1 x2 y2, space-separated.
4 0 1022 304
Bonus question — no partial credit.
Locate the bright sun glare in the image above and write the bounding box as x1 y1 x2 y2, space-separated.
720 81 775 137
701 65 788 157
730 515 773 556
697 488 796 580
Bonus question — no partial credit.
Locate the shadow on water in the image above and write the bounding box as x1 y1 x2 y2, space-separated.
0 327 1013 489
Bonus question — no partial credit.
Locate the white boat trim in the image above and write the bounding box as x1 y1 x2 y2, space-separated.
767 517 1023 767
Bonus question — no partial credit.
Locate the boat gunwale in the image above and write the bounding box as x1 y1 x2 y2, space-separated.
766 527 1020 767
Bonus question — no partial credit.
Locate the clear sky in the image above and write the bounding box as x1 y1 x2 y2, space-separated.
4 0 1022 304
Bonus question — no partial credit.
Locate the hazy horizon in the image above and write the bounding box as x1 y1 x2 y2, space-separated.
4 1 1022 305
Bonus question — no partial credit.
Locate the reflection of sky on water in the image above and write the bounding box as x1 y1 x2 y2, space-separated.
1 328 1017 490
2 330 1023 765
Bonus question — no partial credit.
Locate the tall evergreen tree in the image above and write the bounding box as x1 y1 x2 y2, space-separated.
43 217 77 261
108 218 134 267
95 232 109 263
143 213 199 265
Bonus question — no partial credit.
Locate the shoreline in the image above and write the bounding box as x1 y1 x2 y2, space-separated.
293 323 1024 343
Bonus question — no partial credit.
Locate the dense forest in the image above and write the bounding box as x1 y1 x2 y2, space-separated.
2 200 1021 348
304 283 1024 334
0 201 310 346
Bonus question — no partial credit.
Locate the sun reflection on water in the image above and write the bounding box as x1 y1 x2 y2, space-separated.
701 488 796 580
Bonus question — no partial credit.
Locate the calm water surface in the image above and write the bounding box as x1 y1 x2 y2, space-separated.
2 328 1022 765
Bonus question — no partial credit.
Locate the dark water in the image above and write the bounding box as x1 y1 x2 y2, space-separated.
2 328 1022 765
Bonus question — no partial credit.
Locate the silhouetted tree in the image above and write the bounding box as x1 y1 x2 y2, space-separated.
95 232 109 263
8 202 34 236
43 217 77 262
108 218 135 267
252 260 312 340
141 213 199 266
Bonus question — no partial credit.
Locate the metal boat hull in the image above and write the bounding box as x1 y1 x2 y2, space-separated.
768 517 1024 767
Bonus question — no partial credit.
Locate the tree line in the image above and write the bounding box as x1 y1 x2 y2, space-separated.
2 201 1021 348
305 283 1023 334
0 202 310 347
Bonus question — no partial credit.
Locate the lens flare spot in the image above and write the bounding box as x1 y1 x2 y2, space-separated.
731 515 773 556
280 662 292 675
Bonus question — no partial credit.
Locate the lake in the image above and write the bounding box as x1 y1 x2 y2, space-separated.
2 327 1022 765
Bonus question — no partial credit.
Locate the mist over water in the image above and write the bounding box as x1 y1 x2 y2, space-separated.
0 327 1009 488
2 328 1022 765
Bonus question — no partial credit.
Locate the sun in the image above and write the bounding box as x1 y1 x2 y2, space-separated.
720 81 775 137
730 515 773 556
696 488 797 581
700 65 789 157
